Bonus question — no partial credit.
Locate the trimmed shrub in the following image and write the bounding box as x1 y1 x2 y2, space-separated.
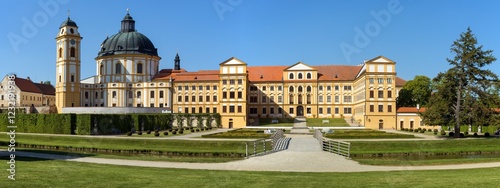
449 132 455 137
433 129 438 133
419 129 425 133
414 129 419 133
440 130 446 136
138 131 143 135
464 132 468 136
126 132 132 136
154 132 160 137
485 132 490 137
196 129 200 132
473 132 478 136
191 129 195 133
427 129 432 132
168 129 173 132
163 131 168 136
409 128 414 132
459 133 465 138
146 130 151 134
172 131 177 135
179 130 184 134
433 131 437 135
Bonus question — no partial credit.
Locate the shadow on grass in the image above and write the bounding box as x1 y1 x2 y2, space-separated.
0 149 95 162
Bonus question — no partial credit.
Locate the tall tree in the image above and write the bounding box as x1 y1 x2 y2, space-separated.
397 75 431 107
423 27 499 138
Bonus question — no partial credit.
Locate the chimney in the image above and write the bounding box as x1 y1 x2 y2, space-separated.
27 76 31 80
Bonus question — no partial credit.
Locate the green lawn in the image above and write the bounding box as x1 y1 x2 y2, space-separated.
324 129 416 139
202 129 272 139
0 134 247 154
258 118 295 127
2 157 500 187
306 118 350 127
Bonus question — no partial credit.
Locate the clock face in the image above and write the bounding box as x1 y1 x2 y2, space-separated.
70 39 76 45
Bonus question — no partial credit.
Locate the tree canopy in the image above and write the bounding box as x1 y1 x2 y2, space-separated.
421 27 499 138
396 75 431 107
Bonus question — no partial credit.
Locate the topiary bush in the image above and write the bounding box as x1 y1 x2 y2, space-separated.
179 130 184 134
427 129 432 132
414 129 419 133
168 129 172 132
163 131 168 136
420 129 425 133
138 131 143 135
473 132 478 136
459 133 465 138
440 130 446 136
147 130 151 134
126 132 132 136
485 132 490 137
449 132 455 137
172 131 177 135
464 132 468 136
196 129 200 132
154 132 160 137
409 128 414 132
191 129 195 133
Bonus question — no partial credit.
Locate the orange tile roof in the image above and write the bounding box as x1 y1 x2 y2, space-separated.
396 107 426 113
154 69 219 82
247 66 287 82
314 65 362 81
396 77 406 87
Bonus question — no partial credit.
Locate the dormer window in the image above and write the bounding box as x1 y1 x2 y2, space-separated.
298 73 303 79
289 73 294 79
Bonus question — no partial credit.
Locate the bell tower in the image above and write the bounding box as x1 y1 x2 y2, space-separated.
55 13 82 112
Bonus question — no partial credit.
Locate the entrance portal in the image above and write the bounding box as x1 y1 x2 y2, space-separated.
229 119 233 128
297 106 304 116
379 119 384 129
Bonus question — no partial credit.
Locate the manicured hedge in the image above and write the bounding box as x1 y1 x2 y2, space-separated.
0 114 74 134
1 113 221 135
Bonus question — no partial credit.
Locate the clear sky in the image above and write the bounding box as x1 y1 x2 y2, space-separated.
1 0 499 84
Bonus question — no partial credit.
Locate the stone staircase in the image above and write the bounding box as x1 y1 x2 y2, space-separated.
290 116 312 134
273 137 292 151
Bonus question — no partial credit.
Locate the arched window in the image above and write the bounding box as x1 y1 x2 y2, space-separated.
137 91 141 98
112 91 117 98
307 73 312 79
58 48 62 58
70 47 75 57
115 63 121 74
128 91 133 99
289 86 294 92
99 64 104 75
298 73 303 79
137 63 143 74
289 73 294 79
306 86 311 92
298 86 303 92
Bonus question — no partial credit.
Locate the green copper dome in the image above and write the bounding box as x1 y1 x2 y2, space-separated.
97 13 158 58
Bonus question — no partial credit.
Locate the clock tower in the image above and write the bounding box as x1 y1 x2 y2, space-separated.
55 14 82 112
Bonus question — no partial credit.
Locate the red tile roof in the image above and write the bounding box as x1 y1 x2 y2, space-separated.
154 69 219 82
397 107 426 113
314 65 363 81
247 66 287 82
14 77 55 95
396 77 406 87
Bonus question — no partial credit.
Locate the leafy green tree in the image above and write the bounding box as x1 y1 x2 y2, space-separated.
396 75 431 107
423 27 499 138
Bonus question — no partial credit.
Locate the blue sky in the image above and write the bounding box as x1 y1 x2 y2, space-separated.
1 0 500 84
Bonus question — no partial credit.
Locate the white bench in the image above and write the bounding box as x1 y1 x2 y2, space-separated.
271 120 279 124
322 120 329 124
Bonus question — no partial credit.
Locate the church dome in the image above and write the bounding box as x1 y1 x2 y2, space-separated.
97 12 158 58
60 17 77 28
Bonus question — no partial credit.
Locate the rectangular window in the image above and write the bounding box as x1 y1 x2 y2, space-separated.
229 105 235 113
250 108 257 114
387 78 393 84
230 92 235 99
327 107 331 114
318 96 323 103
278 96 283 103
278 86 282 91
289 108 294 114
378 105 383 112
387 91 392 99
150 91 155 98
327 86 331 91
335 107 339 114
237 106 242 113
213 107 217 113
238 79 243 85
199 86 203 91
270 107 275 114
319 86 323 91
84 92 89 99
192 96 196 102
269 96 275 103
206 85 210 90
343 96 352 103
192 107 196 113
270 86 274 91
370 91 374 98
262 96 267 103
250 86 258 91
223 92 227 99
213 86 217 90
206 107 210 113
370 105 374 112
206 96 210 102
192 86 196 90
150 103 154 107
344 86 352 90
327 96 332 103
185 96 189 102
378 90 384 98
250 96 258 103
160 91 164 98
369 78 374 84
344 107 352 114
334 96 339 103
378 78 384 84
262 107 267 114
306 108 311 114
223 106 227 113
335 86 339 91
278 107 282 114
199 96 203 102
229 80 235 85
185 86 189 90
213 96 217 102
71 75 75 82
222 80 227 85
178 86 182 91
238 91 242 99
319 108 323 114
388 105 392 112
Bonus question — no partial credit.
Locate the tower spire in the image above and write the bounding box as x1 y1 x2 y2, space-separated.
174 52 181 70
